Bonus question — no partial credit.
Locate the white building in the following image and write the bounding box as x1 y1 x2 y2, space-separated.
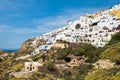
24 61 43 72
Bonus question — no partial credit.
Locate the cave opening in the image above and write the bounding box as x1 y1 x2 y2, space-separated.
64 57 71 62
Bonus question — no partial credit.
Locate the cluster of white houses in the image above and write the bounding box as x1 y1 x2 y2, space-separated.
29 4 120 54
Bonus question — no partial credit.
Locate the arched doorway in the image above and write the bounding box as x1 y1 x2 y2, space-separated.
75 24 81 29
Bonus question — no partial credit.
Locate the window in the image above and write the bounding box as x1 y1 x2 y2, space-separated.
102 20 105 22
30 66 32 71
73 60 75 62
33 67 35 69
27 67 29 69
95 33 98 35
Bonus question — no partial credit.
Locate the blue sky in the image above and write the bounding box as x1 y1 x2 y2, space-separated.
0 0 120 49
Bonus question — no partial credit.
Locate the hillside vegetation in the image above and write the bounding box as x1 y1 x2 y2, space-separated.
0 32 120 80
85 67 120 80
107 32 120 45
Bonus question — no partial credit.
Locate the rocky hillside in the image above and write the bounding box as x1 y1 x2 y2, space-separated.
0 32 120 80
20 37 47 54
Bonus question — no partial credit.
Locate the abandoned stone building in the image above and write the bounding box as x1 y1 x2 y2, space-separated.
24 59 43 72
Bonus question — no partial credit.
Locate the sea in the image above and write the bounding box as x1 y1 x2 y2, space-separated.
2 49 18 52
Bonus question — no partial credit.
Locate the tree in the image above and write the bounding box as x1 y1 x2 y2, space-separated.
73 43 97 63
57 47 72 60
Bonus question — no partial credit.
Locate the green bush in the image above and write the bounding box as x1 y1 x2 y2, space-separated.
45 61 56 72
85 67 120 80
78 64 93 74
57 47 72 60
74 46 85 56
62 69 73 80
74 74 84 80
56 43 103 63
73 44 99 63
107 32 120 45
31 54 41 61
100 45 120 63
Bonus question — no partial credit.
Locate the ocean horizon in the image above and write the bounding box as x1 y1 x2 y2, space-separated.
1 49 18 52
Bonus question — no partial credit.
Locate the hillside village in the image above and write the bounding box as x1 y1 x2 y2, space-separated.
1 3 120 80
20 3 120 55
